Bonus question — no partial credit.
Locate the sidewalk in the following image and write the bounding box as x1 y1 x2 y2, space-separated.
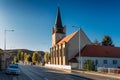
71 69 120 79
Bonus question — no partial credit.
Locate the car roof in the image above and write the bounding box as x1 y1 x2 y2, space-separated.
9 64 18 66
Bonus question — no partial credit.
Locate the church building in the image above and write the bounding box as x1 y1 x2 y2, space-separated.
50 7 91 65
50 7 120 70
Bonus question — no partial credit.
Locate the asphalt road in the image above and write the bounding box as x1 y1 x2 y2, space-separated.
0 69 30 80
0 64 119 80
0 64 91 80
19 64 90 80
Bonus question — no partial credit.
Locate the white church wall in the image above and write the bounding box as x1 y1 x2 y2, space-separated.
67 30 92 61
79 29 91 49
67 32 79 61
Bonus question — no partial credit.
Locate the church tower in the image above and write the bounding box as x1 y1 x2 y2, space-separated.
52 7 66 47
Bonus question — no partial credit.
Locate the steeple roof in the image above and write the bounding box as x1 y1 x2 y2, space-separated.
55 7 63 28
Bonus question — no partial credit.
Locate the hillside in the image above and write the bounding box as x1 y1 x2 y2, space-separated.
5 49 44 56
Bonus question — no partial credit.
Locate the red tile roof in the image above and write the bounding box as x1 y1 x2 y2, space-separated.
55 31 77 46
69 58 78 63
76 45 120 58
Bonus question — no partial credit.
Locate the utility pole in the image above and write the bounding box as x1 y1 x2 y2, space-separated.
72 26 82 70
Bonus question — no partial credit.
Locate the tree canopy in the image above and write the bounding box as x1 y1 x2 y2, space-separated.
32 51 41 62
102 35 114 46
83 60 94 71
44 52 50 63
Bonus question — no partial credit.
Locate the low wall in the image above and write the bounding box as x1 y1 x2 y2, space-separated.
70 63 78 69
45 64 71 72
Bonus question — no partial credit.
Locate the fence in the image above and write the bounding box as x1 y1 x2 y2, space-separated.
97 67 120 74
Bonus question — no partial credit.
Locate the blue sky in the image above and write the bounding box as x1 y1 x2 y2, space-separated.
0 0 120 51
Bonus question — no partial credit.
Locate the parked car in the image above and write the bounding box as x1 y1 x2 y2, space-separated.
6 64 20 75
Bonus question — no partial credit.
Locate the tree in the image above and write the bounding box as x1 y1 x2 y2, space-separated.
13 56 18 63
20 52 24 62
32 51 40 63
24 53 28 62
102 35 114 46
26 54 31 62
44 52 50 63
28 56 32 62
17 50 22 61
83 60 94 71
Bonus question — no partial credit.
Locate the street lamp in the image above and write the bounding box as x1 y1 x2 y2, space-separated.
72 26 82 70
4 30 14 50
4 29 14 68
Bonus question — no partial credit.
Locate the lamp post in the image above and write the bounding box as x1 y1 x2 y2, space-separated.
72 26 82 70
4 29 14 68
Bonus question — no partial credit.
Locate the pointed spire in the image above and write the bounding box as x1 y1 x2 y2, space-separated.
55 7 63 28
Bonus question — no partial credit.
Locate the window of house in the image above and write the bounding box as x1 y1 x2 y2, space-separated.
113 60 117 65
95 60 98 65
103 60 107 64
